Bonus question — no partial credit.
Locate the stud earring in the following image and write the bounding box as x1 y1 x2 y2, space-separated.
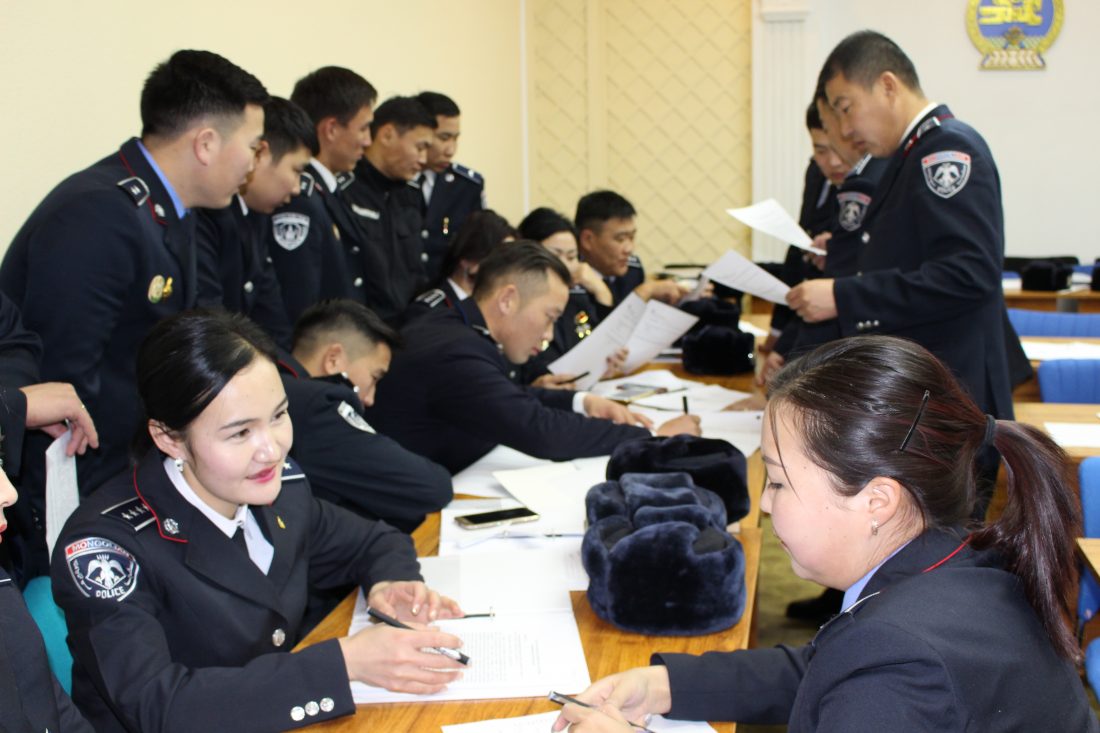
871 519 880 536
174 457 184 472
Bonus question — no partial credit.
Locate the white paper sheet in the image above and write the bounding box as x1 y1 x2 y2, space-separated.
1020 340 1100 361
417 553 578 613
621 301 699 373
726 199 824 255
494 460 608 535
452 445 556 498
739 320 769 338
548 294 649 390
443 710 717 733
701 250 790 305
593 370 691 396
1045 422 1100 448
349 590 590 704
45 430 79 557
632 384 751 415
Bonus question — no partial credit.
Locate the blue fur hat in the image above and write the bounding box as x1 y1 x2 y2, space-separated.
583 472 746 635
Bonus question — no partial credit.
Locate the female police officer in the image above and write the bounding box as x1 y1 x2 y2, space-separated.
51 310 465 732
554 336 1098 732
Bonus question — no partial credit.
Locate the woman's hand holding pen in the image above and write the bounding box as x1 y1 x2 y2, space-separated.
551 666 673 732
338 623 465 694
367 580 463 623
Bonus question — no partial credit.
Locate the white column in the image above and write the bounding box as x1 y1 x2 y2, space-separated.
751 0 813 262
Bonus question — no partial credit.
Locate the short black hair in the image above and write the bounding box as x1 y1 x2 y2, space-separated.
518 207 577 243
369 96 437 137
291 67 378 126
805 100 823 132
575 190 637 234
416 91 461 118
438 209 517 285
263 97 319 160
140 50 268 138
292 299 401 358
473 240 571 300
817 30 922 95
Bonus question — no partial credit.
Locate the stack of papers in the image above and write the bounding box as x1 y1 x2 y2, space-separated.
443 711 717 733
1020 340 1100 361
1044 422 1100 448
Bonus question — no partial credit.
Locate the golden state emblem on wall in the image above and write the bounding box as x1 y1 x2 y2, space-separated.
967 0 1063 70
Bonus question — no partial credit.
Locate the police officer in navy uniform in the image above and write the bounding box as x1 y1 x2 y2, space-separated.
789 31 1016 423
369 243 700 474
52 310 464 733
196 97 317 349
414 92 486 286
344 97 437 324
0 52 266 579
575 191 684 318
281 300 452 533
266 67 379 324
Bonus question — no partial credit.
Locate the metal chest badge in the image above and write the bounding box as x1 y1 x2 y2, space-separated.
967 0 1063 70
574 311 593 340
148 275 173 303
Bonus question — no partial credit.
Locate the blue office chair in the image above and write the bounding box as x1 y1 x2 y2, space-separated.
1037 360 1100 404
1008 308 1100 338
23 576 73 693
1081 459 1100 694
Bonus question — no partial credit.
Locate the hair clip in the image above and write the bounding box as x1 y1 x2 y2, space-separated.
899 389 931 452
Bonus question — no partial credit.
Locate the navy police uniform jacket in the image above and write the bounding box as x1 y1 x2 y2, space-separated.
195 196 293 348
419 163 485 285
0 291 42 481
367 299 651 473
1 139 197 493
598 254 645 320
50 453 421 733
519 285 599 383
0 567 93 733
655 527 1099 731
278 354 453 533
266 164 364 323
832 106 1014 418
343 160 428 324
404 278 466 322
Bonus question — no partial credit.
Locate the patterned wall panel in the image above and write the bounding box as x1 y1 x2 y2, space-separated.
530 0 752 267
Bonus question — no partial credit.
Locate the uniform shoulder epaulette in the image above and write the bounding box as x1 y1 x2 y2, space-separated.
281 458 306 483
570 284 588 295
451 163 484 186
117 176 150 207
626 254 643 269
299 172 315 198
336 171 355 191
415 289 447 308
101 496 156 532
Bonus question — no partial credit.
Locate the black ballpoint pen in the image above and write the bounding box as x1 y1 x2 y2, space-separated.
366 606 471 665
548 691 656 732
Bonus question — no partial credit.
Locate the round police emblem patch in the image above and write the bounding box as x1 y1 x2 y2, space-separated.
272 213 310 250
65 537 139 601
337 400 375 433
836 191 872 231
922 151 971 199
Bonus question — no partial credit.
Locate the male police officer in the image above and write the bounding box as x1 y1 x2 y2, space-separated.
196 97 316 348
414 91 486 285
575 191 684 317
343 97 437 323
280 300 452 533
368 242 700 473
0 50 266 502
787 31 1015 424
267 67 377 323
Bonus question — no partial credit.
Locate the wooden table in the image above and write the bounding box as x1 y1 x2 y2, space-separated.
1004 288 1100 314
295 448 767 732
1077 538 1100 581
1013 402 1100 468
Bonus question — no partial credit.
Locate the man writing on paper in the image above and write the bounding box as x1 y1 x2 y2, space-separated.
367 242 700 473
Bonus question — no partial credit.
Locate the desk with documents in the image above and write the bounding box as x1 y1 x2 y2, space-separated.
296 365 766 732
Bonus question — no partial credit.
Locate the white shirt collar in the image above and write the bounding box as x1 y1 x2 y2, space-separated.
898 102 940 146
310 158 339 193
448 277 470 300
236 194 249 216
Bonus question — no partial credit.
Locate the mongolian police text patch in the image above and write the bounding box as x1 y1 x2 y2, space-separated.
922 151 971 199
65 537 139 602
272 213 310 250
837 191 872 231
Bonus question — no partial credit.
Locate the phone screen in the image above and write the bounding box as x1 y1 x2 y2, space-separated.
455 507 539 528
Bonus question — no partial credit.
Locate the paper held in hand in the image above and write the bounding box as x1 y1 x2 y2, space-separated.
726 199 825 255
700 250 790 305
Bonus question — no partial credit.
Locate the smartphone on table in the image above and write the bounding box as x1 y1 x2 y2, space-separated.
454 506 540 530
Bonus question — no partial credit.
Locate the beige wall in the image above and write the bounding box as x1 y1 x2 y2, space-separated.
529 0 753 267
0 0 525 254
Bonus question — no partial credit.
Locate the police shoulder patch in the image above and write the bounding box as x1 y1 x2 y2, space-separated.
101 496 156 532
836 191 872 231
921 150 972 199
451 163 484 186
337 400 375 433
336 171 355 191
299 172 315 198
117 176 150 207
65 537 140 602
272 212 311 250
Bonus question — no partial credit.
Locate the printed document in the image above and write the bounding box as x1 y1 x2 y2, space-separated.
443 710 717 733
700 250 790 305
726 199 823 254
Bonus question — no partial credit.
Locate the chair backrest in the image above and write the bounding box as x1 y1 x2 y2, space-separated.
22 576 72 694
1078 459 1100 629
1008 308 1100 337
1037 359 1100 403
